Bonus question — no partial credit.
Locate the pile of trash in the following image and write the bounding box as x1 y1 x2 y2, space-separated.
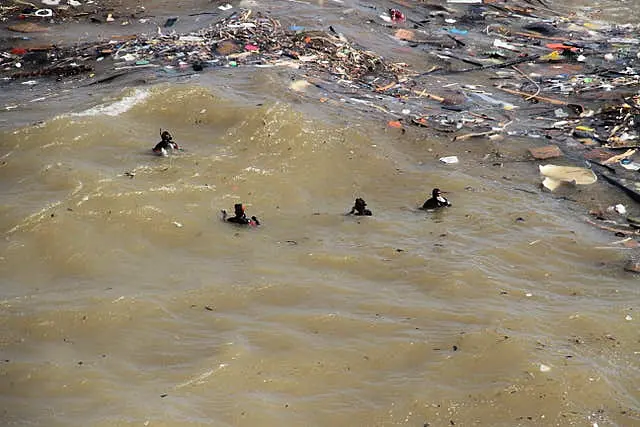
2 8 411 84
3 3 640 167
3 3 640 154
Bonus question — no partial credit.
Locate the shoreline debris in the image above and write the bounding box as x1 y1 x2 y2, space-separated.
3 2 640 260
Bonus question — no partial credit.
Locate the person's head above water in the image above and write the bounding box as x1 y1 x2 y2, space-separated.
349 198 372 216
354 198 367 210
221 203 259 226
421 187 451 210
161 130 172 141
233 203 245 218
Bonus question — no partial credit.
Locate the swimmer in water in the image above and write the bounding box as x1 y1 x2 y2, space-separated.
221 203 260 226
421 188 451 210
152 130 181 157
347 198 372 216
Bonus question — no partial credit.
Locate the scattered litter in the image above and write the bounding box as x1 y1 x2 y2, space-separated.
34 9 53 17
620 158 640 171
440 156 459 164
554 108 568 118
120 54 137 62
449 28 467 36
606 204 627 215
178 36 204 42
539 165 597 191
539 364 551 372
219 4 233 10
603 150 636 165
493 39 518 51
172 221 183 228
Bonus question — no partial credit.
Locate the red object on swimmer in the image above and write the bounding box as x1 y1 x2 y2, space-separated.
389 9 406 23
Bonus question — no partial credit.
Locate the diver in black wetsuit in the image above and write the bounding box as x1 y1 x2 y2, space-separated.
221 203 260 226
347 198 372 216
421 188 451 210
152 130 180 156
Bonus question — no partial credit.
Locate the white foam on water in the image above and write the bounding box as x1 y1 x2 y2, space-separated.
71 88 151 117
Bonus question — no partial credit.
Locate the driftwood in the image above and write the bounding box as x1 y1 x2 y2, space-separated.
601 149 637 165
452 54 540 73
411 88 445 103
585 218 640 236
512 31 572 41
496 86 570 105
453 130 496 141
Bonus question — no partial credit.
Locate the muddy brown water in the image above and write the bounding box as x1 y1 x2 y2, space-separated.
1 1 639 426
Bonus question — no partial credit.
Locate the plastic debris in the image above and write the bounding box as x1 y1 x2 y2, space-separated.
34 9 53 17
440 156 459 164
606 204 627 215
449 28 468 36
493 39 518 51
620 158 640 171
539 165 597 191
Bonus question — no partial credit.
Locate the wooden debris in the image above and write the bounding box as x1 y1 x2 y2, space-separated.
496 86 570 106
601 149 636 165
529 145 562 159
8 23 49 33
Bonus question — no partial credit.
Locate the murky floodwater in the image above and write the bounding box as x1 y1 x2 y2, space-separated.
1 1 639 426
